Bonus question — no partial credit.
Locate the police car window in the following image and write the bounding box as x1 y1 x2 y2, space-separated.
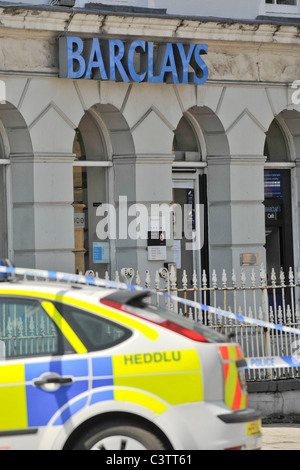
0 298 64 359
54 303 132 351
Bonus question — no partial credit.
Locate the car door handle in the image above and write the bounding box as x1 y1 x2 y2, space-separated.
33 373 73 388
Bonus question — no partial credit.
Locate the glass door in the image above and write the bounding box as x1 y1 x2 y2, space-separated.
172 177 201 294
264 169 294 280
264 168 294 312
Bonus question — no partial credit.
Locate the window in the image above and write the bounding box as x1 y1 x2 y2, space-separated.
264 0 299 14
266 1 296 4
173 115 200 162
55 303 132 351
263 117 294 303
73 122 112 277
264 120 289 162
0 298 65 359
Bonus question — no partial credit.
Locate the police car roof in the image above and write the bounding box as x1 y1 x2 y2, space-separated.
0 277 152 307
0 262 151 306
0 277 115 299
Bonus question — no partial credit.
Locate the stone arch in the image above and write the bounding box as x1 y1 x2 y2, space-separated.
171 104 231 286
75 103 135 161
0 102 34 265
263 109 300 280
173 112 204 161
0 101 33 157
173 105 230 161
265 109 300 162
264 117 290 162
72 103 135 275
188 105 230 158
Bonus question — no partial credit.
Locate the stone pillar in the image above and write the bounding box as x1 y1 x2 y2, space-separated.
10 153 75 272
207 155 266 280
113 154 174 279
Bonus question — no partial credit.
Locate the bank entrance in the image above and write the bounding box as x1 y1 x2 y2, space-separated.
264 118 295 284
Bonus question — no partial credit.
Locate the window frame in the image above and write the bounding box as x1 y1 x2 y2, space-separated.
0 296 75 360
265 0 299 14
53 301 133 352
72 143 114 276
0 160 11 260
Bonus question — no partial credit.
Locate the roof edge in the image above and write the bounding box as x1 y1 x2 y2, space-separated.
0 2 300 27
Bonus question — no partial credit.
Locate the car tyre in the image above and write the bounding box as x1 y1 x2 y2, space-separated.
72 421 167 450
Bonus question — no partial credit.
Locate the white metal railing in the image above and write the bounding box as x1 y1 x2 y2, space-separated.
100 264 300 382
0 301 58 359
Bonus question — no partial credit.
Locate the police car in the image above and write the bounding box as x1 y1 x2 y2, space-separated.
0 262 262 450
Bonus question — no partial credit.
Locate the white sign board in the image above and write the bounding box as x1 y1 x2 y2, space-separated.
147 246 167 261
74 213 85 228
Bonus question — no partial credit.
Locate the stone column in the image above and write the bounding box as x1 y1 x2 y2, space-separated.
207 155 266 281
113 154 174 279
10 153 75 272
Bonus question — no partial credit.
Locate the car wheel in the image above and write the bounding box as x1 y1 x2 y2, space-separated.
73 422 167 450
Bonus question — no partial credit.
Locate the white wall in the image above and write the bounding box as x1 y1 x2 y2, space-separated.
147 0 262 19
75 0 263 20
4 0 300 20
3 0 263 21
1 0 51 4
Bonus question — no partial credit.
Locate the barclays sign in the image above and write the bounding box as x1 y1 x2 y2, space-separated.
59 37 208 85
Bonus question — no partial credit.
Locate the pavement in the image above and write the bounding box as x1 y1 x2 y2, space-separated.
262 423 300 450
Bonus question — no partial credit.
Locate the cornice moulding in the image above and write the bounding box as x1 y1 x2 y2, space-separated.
0 6 300 45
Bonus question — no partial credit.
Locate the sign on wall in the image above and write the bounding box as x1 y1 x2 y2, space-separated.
93 242 110 263
147 215 167 261
59 37 208 85
74 213 85 228
264 170 283 199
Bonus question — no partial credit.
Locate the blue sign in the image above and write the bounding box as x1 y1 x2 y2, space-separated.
264 170 283 199
93 242 110 264
59 37 208 85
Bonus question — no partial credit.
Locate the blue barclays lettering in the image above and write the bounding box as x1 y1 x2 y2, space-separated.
59 37 208 85
84 38 108 80
63 36 86 79
127 40 147 83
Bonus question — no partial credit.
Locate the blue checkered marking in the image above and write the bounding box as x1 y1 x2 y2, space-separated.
25 359 89 427
53 396 88 426
92 356 114 389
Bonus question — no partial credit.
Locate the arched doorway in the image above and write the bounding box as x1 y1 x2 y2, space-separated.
172 105 231 299
73 108 112 276
72 103 134 276
264 115 295 282
172 105 227 296
172 112 205 287
0 102 33 264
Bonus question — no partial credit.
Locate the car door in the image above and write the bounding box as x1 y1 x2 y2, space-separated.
0 296 89 448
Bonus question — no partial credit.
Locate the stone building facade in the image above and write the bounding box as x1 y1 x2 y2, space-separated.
0 1 299 286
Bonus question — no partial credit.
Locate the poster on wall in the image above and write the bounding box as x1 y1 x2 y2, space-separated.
264 170 283 199
147 215 167 261
93 242 110 263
